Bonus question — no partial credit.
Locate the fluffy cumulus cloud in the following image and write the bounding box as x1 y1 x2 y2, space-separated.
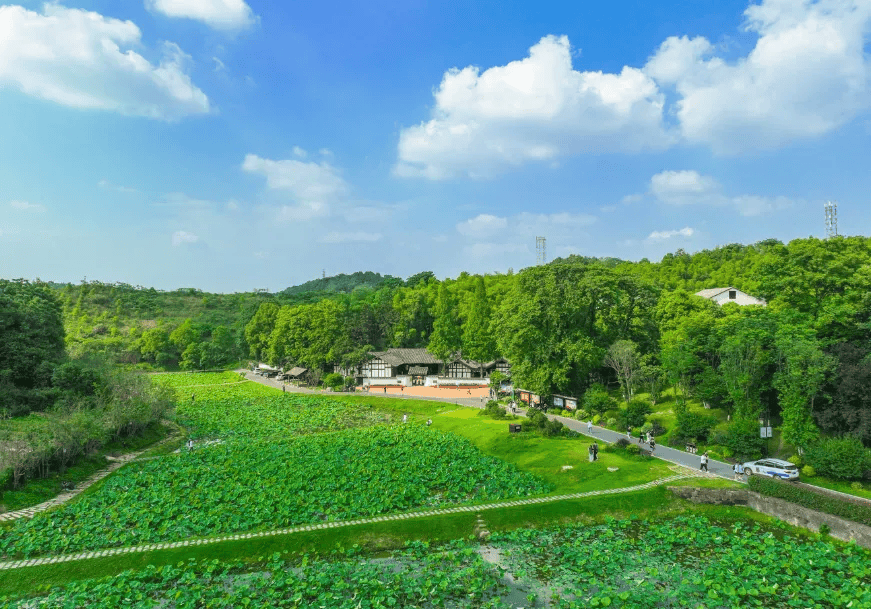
646 227 694 242
0 4 209 120
147 0 256 30
648 170 793 216
171 230 199 246
396 35 673 179
242 154 350 221
456 214 509 239
644 0 871 153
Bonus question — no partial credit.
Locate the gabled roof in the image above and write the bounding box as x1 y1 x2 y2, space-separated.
284 366 307 377
407 366 429 375
369 348 442 366
695 287 735 299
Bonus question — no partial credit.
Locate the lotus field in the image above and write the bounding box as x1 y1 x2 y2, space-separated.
4 515 868 608
0 425 551 558
152 372 389 438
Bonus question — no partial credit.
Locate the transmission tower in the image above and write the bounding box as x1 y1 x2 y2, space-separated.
536 236 547 265
824 201 838 239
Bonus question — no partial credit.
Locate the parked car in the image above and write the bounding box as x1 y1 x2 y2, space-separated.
742 458 799 481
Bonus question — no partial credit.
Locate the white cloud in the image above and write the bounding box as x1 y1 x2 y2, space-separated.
9 200 45 212
319 232 382 244
98 179 138 194
253 251 268 259
396 35 673 179
456 214 509 238
0 4 210 120
212 57 226 72
647 169 795 216
147 0 256 30
225 200 239 211
292 146 307 158
649 170 721 205
171 230 199 246
646 227 695 242
243 154 350 222
644 0 871 153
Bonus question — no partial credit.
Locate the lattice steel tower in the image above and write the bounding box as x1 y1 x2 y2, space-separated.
824 201 838 238
536 236 547 265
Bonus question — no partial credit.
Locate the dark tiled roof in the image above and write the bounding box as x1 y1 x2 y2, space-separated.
371 348 442 366
285 366 307 377
407 366 429 375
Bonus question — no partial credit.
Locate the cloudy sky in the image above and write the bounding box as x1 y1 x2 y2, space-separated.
2 0 870 292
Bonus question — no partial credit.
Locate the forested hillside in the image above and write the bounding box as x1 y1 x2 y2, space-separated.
20 236 871 456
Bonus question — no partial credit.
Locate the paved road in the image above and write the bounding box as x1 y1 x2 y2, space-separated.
549 413 737 482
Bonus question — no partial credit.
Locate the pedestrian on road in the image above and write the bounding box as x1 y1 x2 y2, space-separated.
649 437 655 452
587 420 593 433
626 426 632 439
638 430 644 443
592 442 599 461
733 462 744 480
646 431 652 444
384 387 387 394
700 452 709 472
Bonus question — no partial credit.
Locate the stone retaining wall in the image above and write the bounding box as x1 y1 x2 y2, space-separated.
669 486 871 549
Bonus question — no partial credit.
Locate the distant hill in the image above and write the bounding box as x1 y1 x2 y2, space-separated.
280 271 400 296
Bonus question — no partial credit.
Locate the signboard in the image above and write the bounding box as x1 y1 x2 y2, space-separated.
759 426 773 438
553 396 564 407
565 398 577 411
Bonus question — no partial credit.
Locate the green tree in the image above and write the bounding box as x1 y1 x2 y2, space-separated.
244 302 280 361
169 319 200 354
427 283 462 364
603 340 640 404
462 276 496 376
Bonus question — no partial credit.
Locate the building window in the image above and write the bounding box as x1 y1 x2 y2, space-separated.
362 358 391 378
729 290 736 299
445 362 472 378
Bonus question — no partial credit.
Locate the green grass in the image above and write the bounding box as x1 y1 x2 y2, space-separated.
803 476 871 501
0 422 173 512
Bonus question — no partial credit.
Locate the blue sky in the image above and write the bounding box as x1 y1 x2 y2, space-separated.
2 0 870 292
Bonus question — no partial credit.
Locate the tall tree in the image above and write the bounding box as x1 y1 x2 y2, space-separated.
603 340 640 404
462 276 496 376
427 282 462 365
244 302 280 361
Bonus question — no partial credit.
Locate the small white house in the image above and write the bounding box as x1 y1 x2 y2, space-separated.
695 287 766 307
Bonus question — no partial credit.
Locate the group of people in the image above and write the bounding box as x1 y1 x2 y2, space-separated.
588 442 599 461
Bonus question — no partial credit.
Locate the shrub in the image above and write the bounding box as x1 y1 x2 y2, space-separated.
748 475 871 527
625 444 641 455
322 373 343 391
542 418 564 437
615 438 631 449
592 415 601 424
673 411 717 444
851 482 864 491
574 409 590 421
582 384 614 415
722 417 766 461
606 417 618 428
618 399 652 430
787 454 804 469
804 436 871 481
479 401 508 420
802 465 816 478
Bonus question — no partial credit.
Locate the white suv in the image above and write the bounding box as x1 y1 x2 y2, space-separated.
742 458 799 481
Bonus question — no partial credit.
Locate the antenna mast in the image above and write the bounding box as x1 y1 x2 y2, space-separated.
824 201 838 239
536 236 547 265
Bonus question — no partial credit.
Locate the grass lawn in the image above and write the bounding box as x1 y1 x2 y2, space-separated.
802 476 871 501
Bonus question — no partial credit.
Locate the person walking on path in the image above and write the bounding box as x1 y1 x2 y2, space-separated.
649 436 655 452
587 420 593 433
638 429 644 443
732 461 744 480
700 451 709 472
626 426 632 440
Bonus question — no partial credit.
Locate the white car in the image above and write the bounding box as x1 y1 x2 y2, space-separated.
742 458 799 481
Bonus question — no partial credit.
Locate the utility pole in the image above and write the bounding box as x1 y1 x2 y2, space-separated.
824 201 838 239
536 236 547 265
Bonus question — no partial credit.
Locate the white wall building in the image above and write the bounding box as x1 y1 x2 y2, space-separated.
695 287 766 307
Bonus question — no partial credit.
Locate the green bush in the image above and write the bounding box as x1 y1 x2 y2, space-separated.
543 418 564 437
787 454 804 469
802 465 816 478
618 399 652 430
748 475 871 527
322 373 344 391
722 417 766 461
804 436 871 481
479 400 508 420
582 384 614 415
606 417 618 428
615 438 631 449
673 410 717 444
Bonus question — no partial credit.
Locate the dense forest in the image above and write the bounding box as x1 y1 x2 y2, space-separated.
8 236 871 464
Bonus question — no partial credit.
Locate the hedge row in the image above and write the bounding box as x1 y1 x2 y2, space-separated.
748 476 871 528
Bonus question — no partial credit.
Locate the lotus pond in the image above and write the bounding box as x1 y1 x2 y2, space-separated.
152 372 389 438
0 425 552 558
3 515 868 608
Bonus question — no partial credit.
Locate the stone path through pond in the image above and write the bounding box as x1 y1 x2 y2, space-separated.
0 473 695 571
